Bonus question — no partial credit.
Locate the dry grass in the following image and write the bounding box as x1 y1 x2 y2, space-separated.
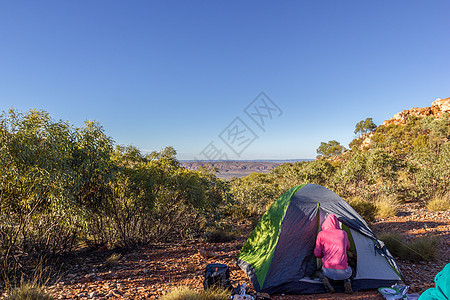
3 283 54 300
375 195 398 219
162 286 231 300
2 256 57 300
403 236 440 262
105 253 122 266
378 232 404 257
378 232 440 262
427 192 450 211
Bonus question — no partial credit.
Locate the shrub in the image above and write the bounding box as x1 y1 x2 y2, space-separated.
162 286 231 300
378 232 440 262
427 192 450 211
347 196 376 222
229 173 280 218
414 143 450 197
3 283 54 300
375 195 398 219
400 236 440 262
378 232 405 258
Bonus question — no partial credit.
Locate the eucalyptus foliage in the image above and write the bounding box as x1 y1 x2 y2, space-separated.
0 109 228 285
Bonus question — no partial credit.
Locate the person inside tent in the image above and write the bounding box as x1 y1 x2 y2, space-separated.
314 213 353 294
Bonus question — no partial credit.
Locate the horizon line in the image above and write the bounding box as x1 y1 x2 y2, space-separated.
179 158 315 162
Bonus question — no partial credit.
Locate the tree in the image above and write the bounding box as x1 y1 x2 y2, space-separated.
354 118 377 137
316 140 345 158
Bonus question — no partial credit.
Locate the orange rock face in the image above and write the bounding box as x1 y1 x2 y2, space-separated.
432 97 450 115
383 98 449 126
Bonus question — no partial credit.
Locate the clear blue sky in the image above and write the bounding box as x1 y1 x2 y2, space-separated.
1 1 449 160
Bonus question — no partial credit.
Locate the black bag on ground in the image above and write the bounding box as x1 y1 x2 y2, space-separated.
203 263 231 290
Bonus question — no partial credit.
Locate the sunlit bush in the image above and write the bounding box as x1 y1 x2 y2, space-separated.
375 194 398 219
427 192 450 211
347 196 376 222
229 173 280 218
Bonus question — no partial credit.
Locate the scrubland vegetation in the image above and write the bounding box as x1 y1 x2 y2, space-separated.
231 115 449 220
0 108 448 291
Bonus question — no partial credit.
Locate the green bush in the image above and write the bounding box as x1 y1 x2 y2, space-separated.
229 173 280 218
414 143 450 197
347 196 376 222
0 109 229 285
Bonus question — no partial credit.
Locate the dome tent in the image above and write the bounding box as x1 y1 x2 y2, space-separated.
236 184 404 294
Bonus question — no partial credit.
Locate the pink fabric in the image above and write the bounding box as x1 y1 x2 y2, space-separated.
314 214 350 270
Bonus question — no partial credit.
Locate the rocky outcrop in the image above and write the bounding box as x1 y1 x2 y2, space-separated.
432 97 450 114
383 97 450 126
355 97 450 150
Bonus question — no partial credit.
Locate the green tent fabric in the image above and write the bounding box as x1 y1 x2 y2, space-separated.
236 184 305 289
419 263 450 300
236 184 404 294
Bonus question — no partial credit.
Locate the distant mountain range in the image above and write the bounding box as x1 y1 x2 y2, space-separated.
181 159 313 179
